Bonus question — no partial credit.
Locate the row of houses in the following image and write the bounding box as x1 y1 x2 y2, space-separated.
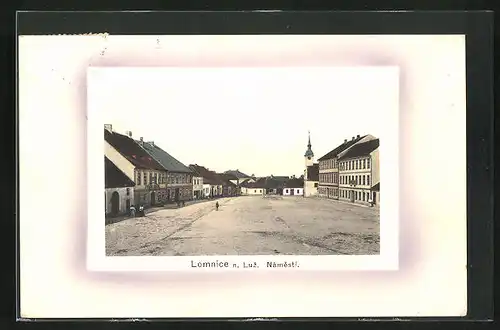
104 124 250 217
302 132 381 207
240 176 305 196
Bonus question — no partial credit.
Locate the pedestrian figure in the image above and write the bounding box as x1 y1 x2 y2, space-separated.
182 200 185 207
215 201 219 211
130 205 136 217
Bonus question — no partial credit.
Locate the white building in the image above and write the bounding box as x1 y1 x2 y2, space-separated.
202 183 211 198
338 138 380 206
105 157 135 216
283 178 304 196
192 176 204 199
303 132 319 197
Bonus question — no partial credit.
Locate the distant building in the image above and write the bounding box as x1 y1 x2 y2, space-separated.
104 125 166 208
240 179 266 195
303 132 319 197
217 173 239 196
223 169 252 185
283 178 304 196
317 134 373 200
192 175 204 199
105 156 135 216
338 138 380 206
189 164 223 198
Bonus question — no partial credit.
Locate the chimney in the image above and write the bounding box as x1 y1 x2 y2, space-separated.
104 124 112 133
344 139 347 143
139 137 144 146
125 130 132 138
356 134 360 138
352 136 355 141
148 141 154 146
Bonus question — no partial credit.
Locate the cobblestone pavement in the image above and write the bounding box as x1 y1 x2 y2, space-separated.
105 196 380 256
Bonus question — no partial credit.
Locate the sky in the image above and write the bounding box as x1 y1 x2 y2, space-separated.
90 67 398 177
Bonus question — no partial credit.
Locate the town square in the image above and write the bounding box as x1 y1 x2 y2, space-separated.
106 195 380 256
98 67 385 256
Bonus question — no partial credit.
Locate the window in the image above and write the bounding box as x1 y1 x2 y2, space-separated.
143 172 147 185
136 172 141 185
355 160 358 169
367 175 370 185
314 183 318 187
363 159 366 169
149 173 153 184
362 175 366 185
126 188 130 196
367 158 371 168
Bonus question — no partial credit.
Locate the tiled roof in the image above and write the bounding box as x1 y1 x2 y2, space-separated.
189 164 224 185
105 157 135 188
243 177 268 189
269 176 289 182
139 141 192 173
338 139 379 160
216 173 238 186
224 170 251 179
284 178 304 188
317 135 367 161
105 129 165 171
371 182 380 191
306 163 319 181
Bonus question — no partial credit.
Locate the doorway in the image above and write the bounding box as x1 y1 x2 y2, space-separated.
290 188 295 196
111 191 120 215
175 188 180 201
150 191 156 206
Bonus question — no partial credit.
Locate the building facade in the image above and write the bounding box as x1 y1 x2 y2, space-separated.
283 178 304 196
105 156 136 217
138 139 194 203
317 134 373 200
338 138 380 206
189 164 223 198
104 126 167 208
192 176 204 199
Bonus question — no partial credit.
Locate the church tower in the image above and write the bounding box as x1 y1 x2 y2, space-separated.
304 131 314 168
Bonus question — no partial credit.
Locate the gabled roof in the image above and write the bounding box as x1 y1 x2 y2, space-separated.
338 139 379 160
223 170 251 179
189 164 224 185
139 141 192 173
318 135 367 161
216 173 238 186
269 175 289 182
284 178 304 189
105 129 165 171
242 177 268 189
218 173 238 181
105 157 135 188
306 163 319 181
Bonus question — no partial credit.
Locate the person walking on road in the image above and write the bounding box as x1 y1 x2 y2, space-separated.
130 205 136 217
215 201 219 211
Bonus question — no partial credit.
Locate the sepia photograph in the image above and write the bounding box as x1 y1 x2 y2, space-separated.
94 67 390 258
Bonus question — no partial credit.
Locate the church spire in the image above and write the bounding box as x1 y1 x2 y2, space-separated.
304 130 314 158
